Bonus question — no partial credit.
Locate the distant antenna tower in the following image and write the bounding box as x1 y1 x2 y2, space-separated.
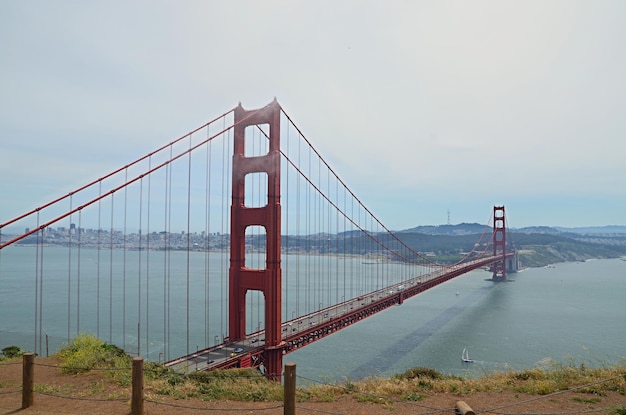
447 209 451 225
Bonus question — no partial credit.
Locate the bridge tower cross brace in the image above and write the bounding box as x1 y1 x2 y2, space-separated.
492 205 507 281
228 100 283 380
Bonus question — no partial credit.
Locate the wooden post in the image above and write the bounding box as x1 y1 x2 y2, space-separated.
22 352 34 409
283 362 296 415
456 400 476 415
131 357 144 415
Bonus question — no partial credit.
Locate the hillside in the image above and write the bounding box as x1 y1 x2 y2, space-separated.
395 224 626 268
2 355 625 415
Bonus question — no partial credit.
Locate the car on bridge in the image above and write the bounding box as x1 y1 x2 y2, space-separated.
230 347 244 357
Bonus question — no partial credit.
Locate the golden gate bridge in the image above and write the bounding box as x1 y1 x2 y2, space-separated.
0 100 515 381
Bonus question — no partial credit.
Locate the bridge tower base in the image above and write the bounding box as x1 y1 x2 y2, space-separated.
228 100 283 380
492 206 507 281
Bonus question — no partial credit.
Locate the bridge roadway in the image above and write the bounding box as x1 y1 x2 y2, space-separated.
165 254 511 373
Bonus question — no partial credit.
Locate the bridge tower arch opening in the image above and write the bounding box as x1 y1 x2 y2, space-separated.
228 100 283 380
492 205 507 281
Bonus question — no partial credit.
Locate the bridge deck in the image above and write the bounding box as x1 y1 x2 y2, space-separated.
165 254 511 373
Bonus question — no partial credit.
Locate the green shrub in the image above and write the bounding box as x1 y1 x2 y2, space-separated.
55 334 131 383
144 361 174 380
515 368 546 381
394 366 442 380
1 346 24 359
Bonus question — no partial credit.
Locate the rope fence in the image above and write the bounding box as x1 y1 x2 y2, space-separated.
33 389 127 403
3 353 624 414
143 398 284 412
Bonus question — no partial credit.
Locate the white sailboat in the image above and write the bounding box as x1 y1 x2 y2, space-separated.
461 347 474 363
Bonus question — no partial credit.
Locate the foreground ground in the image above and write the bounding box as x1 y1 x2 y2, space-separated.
1 357 624 415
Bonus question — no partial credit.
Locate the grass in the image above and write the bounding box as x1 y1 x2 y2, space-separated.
36 335 626 405
302 361 626 404
145 366 283 401
614 407 626 415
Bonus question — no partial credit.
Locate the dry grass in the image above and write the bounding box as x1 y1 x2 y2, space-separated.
3 335 625 408
303 363 626 404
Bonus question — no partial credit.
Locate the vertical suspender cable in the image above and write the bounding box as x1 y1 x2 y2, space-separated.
77 210 82 335
314 156 319 310
205 126 212 347
38 227 44 355
333 169 337 306
163 156 170 358
138 177 143 357
349 196 353 302
166 146 174 358
123 168 128 351
330 172 334 305
375 217 380 290
109 193 114 344
356 200 361 296
34 213 40 354
324 163 332 305
40 225 45 354
317 156 321 308
167 145 173 359
145 158 151 358
306 145 311 313
67 195 73 343
186 135 192 357
97 181 102 338
316 156 321 310
308 144 312 312
292 135 302 317
341 184 346 305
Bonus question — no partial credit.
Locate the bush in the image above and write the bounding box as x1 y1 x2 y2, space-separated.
394 366 442 380
56 334 131 376
1 345 25 359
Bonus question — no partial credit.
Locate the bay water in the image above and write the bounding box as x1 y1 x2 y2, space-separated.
289 258 626 381
1 246 625 382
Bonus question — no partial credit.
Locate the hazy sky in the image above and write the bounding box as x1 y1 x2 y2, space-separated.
1 1 625 230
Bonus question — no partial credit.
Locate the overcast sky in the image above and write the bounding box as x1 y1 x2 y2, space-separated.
1 1 625 230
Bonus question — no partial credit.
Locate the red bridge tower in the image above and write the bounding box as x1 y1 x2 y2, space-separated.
228 100 283 380
492 205 507 281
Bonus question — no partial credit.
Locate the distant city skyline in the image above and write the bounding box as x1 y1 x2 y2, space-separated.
1 1 625 229
4 222 625 242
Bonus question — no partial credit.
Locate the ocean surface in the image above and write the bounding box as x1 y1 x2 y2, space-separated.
1 246 625 382
289 257 626 381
